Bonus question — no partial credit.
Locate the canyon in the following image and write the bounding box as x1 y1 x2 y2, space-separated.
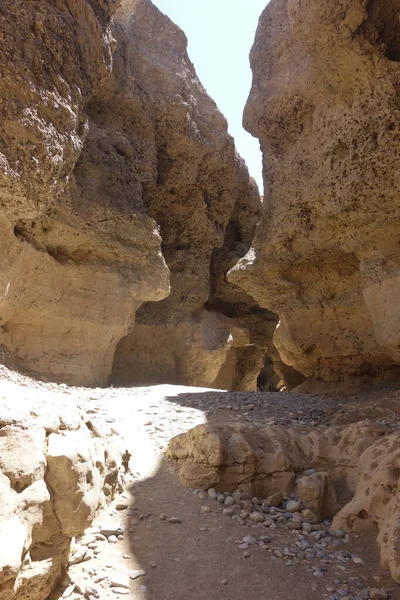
0 0 400 598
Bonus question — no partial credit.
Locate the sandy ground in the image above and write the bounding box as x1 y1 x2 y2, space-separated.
1 367 400 600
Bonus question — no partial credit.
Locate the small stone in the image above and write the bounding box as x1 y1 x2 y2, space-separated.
222 507 235 516
224 496 235 506
242 536 258 545
122 554 131 559
85 587 100 599
83 549 94 561
369 590 388 600
200 505 211 513
217 494 225 503
353 556 365 565
199 527 207 532
159 513 167 520
168 517 181 524
198 490 208 500
100 525 124 537
130 570 146 580
221 579 228 585
313 571 324 578
265 492 283 507
109 573 130 589
68 547 87 566
238 543 248 550
243 551 250 558
112 589 129 595
250 512 265 523
108 535 118 544
286 500 302 513
302 522 312 533
150 561 157 568
208 488 218 499
62 584 76 598
288 519 302 530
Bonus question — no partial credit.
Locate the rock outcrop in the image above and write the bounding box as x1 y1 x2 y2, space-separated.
0 379 128 600
0 0 169 387
229 0 400 390
166 418 400 581
108 0 276 391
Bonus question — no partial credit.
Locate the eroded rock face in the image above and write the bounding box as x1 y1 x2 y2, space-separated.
0 0 169 386
166 418 400 581
166 421 389 512
229 0 400 388
109 0 275 391
0 385 127 600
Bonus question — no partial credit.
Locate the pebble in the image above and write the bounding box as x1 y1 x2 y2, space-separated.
200 506 211 513
221 579 228 585
250 512 265 523
100 526 124 537
159 513 167 520
208 488 218 499
108 535 118 544
168 517 181 524
112 588 129 595
130 570 146 580
109 573 130 589
243 536 258 545
224 496 235 506
286 500 302 513
243 551 250 558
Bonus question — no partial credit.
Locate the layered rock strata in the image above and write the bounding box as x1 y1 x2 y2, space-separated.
229 0 400 389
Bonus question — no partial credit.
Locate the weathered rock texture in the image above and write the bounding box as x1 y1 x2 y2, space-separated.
229 0 400 389
0 385 127 600
0 0 169 386
166 418 400 581
109 0 277 391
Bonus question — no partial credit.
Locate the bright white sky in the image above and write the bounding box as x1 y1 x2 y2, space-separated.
152 0 268 192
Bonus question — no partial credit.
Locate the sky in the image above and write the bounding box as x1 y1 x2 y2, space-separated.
152 0 268 192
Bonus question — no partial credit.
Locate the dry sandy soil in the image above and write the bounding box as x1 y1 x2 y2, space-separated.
1 367 400 600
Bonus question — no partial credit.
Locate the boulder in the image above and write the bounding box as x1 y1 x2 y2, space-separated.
0 373 130 600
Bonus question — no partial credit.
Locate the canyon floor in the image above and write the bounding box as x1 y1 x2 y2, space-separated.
2 368 400 600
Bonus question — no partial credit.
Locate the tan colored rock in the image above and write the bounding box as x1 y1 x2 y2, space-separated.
166 421 388 506
229 0 400 388
0 0 169 386
109 0 275 392
0 376 130 600
46 430 104 537
333 431 400 582
296 472 328 518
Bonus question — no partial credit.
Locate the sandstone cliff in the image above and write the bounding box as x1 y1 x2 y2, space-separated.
0 0 279 391
109 0 277 391
0 0 169 387
229 0 400 390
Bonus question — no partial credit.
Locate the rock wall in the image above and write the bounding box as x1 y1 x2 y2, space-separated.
0 0 169 387
229 0 400 390
166 418 400 582
0 380 127 600
109 0 277 391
